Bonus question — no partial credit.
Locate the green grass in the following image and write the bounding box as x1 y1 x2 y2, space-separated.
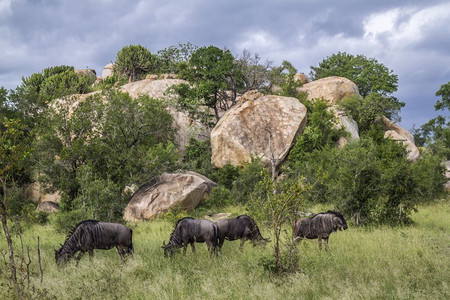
1 200 449 299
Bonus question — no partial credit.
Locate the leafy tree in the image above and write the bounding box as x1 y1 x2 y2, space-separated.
266 60 302 97
114 44 157 82
413 82 450 159
250 171 310 274
234 49 271 93
0 118 32 297
286 99 346 164
177 45 242 122
156 42 198 74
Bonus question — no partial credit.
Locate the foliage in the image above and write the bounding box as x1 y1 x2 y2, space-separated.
202 186 232 209
230 158 265 205
339 93 403 133
177 45 242 122
288 135 444 226
413 81 450 159
266 60 302 97
9 66 94 127
156 42 198 74
249 170 311 273
35 90 177 216
286 99 345 164
53 209 90 234
234 49 271 93
114 44 157 82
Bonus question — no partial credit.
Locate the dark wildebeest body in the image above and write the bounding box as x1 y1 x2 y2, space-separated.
162 217 218 257
292 210 348 250
216 215 269 251
55 220 133 266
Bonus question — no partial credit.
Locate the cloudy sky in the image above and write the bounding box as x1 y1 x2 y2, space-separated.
1 0 449 131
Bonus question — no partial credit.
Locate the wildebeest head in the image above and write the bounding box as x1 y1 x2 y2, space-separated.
251 226 270 246
54 246 71 267
330 210 348 231
161 240 178 258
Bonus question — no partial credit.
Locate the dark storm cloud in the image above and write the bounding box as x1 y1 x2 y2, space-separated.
1 0 449 130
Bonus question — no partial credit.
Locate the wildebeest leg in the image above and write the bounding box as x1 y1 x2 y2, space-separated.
190 242 196 253
318 236 323 250
116 245 126 261
75 251 85 266
183 243 188 255
324 237 330 251
218 238 224 252
239 237 247 251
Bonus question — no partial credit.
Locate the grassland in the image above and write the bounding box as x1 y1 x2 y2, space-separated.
1 200 449 299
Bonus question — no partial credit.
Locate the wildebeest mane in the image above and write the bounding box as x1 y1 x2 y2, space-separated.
63 219 99 244
168 217 194 245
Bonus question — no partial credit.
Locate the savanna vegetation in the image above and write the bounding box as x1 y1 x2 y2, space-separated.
0 43 448 299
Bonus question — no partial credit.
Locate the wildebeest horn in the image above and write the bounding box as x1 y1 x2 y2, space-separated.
163 240 166 246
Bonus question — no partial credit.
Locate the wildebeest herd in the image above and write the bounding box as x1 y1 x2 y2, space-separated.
55 211 347 266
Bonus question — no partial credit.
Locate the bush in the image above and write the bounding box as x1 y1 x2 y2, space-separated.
53 209 89 234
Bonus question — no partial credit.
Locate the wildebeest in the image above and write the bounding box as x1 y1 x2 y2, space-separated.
216 215 269 251
54 220 133 267
161 217 218 257
292 210 348 250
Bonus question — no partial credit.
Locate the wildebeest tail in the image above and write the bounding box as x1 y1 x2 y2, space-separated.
213 224 219 249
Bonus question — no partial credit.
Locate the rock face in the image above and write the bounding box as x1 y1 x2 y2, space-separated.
123 172 217 221
36 201 59 213
211 92 308 168
120 79 210 151
376 116 420 161
25 181 61 203
329 107 360 147
298 76 360 105
101 63 114 79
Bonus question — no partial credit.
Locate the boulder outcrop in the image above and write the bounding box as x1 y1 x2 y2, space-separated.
36 201 59 213
211 91 307 168
298 76 360 105
123 171 217 221
329 107 360 147
101 63 114 79
376 116 420 161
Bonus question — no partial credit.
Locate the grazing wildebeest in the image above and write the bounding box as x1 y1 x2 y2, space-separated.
161 217 218 257
54 220 133 267
216 215 269 251
292 210 348 250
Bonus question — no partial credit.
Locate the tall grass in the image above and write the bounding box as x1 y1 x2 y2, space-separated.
1 201 448 299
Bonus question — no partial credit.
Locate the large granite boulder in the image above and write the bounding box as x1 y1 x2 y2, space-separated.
123 172 217 221
36 201 59 213
298 76 360 105
376 116 420 161
211 91 307 168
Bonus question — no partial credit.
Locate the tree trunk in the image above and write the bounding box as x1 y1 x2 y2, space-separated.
0 178 21 298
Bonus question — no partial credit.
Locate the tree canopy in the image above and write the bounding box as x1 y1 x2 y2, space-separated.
114 44 156 82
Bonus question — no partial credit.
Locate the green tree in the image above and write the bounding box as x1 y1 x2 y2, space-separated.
250 171 310 274
413 82 450 159
267 60 302 97
156 42 198 74
114 44 156 82
177 45 241 122
0 118 32 297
